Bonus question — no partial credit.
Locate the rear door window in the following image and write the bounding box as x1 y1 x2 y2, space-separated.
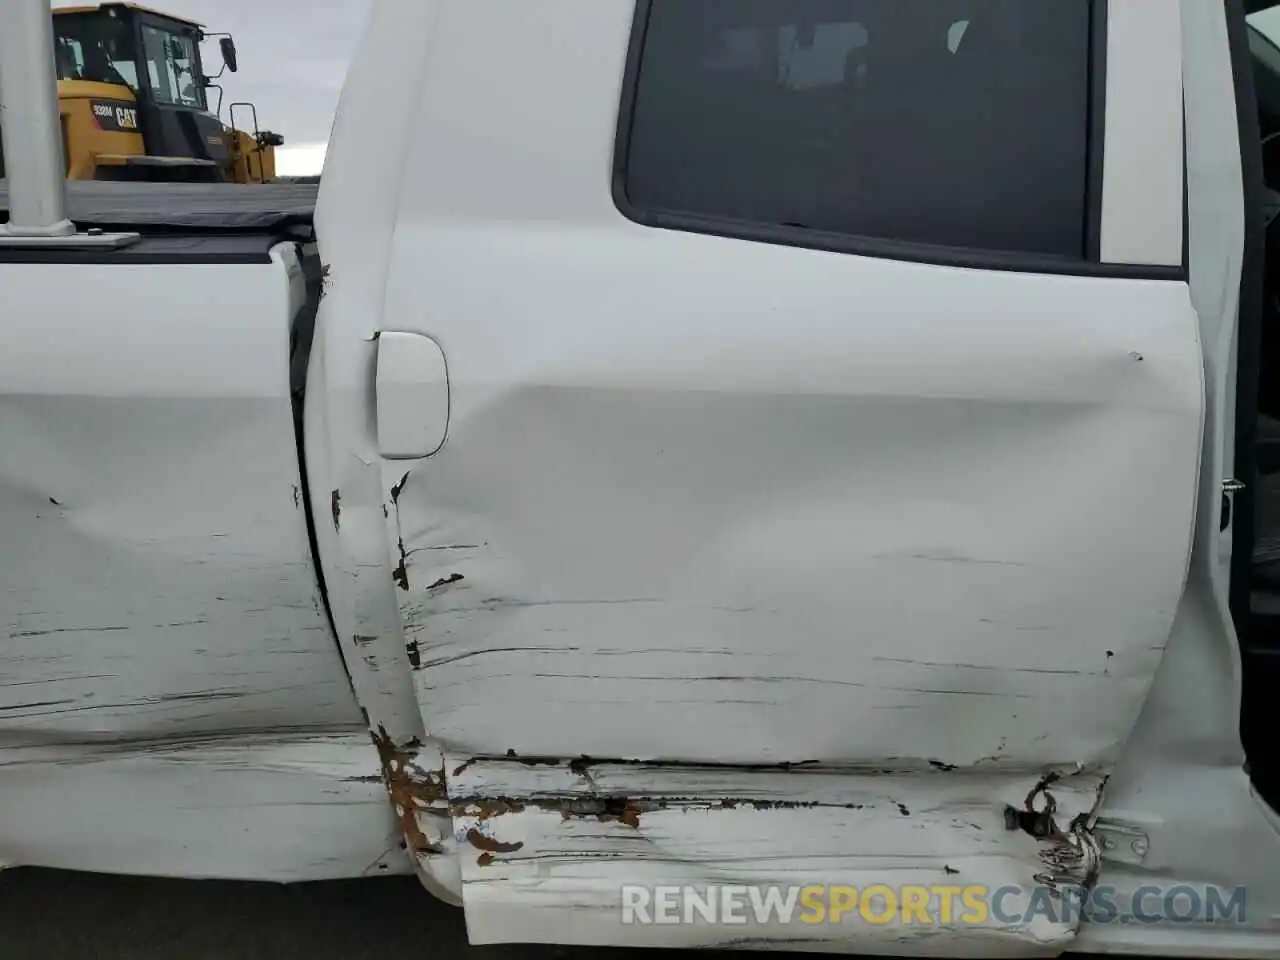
617 0 1094 260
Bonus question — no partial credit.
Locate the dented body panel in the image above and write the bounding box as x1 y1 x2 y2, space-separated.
301 0 1218 953
0 732 406 880
0 247 401 878
446 759 1106 956
362 0 1199 769
365 193 1201 954
382 263 1202 767
3 0 1280 957
0 248 359 742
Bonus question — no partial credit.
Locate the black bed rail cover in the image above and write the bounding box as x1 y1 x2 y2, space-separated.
0 180 318 233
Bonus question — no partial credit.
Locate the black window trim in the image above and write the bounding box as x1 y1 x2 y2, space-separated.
611 0 1185 281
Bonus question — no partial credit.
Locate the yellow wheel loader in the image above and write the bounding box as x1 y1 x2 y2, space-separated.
47 2 282 182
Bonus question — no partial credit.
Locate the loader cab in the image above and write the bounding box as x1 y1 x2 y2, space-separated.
52 3 232 180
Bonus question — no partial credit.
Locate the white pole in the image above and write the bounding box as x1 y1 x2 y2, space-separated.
0 0 75 237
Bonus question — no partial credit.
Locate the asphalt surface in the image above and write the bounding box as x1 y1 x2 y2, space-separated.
0 869 1172 960
0 870 529 960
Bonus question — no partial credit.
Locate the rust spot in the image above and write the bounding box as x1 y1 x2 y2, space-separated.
428 573 464 591
466 828 524 855
472 798 527 820
406 639 421 669
555 796 644 828
393 538 409 591
330 490 341 530
614 802 642 829
371 726 446 856
477 852 495 867
391 471 412 504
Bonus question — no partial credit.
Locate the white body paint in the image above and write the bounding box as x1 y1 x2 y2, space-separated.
0 247 405 878
445 759 1107 956
2 0 1280 956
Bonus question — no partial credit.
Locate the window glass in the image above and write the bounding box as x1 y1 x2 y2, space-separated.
54 38 86 81
1252 7 1280 47
53 15 138 89
142 25 205 108
621 0 1093 258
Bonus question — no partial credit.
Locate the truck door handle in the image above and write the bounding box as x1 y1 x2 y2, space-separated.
375 331 449 460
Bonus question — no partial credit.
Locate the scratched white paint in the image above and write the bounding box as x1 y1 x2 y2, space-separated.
0 247 401 877
303 0 464 903
447 758 1104 956
375 0 1201 768
0 732 408 880
1 1 1278 958
0 248 362 742
306 0 1227 953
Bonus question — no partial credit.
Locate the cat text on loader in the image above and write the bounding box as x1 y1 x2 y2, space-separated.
50 2 281 182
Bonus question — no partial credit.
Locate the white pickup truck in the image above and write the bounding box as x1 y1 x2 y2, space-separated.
4 0 1280 956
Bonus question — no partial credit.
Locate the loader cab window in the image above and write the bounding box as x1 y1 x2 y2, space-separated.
52 14 138 89
141 24 205 109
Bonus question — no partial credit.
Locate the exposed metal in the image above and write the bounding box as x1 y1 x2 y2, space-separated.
444 757 1106 953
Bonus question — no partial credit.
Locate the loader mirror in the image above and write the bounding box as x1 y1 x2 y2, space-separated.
219 37 238 73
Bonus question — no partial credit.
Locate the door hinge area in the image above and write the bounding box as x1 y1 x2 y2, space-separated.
1093 819 1150 866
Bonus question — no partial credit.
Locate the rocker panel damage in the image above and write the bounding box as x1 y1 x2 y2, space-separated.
441 756 1106 955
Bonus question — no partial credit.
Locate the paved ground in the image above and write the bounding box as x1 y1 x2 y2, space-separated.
0 870 529 960
0 868 1156 960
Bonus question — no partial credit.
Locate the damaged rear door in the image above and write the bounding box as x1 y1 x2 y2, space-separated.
306 0 1198 953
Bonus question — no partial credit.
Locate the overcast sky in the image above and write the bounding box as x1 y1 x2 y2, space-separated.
53 0 370 174
47 2 1280 176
